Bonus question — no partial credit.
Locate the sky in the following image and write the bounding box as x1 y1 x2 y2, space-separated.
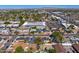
0 5 79 9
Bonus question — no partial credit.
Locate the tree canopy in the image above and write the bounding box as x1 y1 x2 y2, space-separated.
34 37 43 45
50 31 64 43
4 21 11 25
47 49 56 53
15 46 24 53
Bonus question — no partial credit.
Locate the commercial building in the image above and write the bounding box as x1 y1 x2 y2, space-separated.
23 22 46 27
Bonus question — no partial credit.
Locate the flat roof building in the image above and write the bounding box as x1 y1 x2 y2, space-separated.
23 22 46 26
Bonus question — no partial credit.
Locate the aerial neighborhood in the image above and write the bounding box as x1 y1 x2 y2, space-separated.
0 8 79 53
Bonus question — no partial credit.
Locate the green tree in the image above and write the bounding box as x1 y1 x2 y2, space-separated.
47 49 56 53
15 46 24 53
27 47 33 53
34 37 43 50
34 37 43 45
19 16 25 27
4 22 11 25
4 21 11 29
32 14 41 21
50 31 64 43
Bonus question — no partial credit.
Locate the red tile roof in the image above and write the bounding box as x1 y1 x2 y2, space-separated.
53 44 66 53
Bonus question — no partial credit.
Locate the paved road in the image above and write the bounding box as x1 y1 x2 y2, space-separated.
1 36 16 52
0 34 50 36
6 36 17 52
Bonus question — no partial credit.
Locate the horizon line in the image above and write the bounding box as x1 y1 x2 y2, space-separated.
0 5 78 9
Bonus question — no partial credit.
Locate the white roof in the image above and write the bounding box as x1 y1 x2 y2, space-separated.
0 29 9 33
62 43 72 46
62 23 71 28
7 24 19 27
23 22 46 26
70 37 79 41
